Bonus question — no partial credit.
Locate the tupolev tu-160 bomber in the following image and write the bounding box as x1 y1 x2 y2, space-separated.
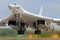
0 3 60 35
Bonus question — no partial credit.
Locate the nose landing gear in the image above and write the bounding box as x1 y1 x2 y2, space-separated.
15 14 26 34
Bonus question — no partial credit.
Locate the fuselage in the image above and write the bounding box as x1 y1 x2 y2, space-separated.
8 4 54 31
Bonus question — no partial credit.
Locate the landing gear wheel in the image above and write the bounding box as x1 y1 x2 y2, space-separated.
18 27 26 34
20 27 26 31
18 30 25 34
35 30 41 34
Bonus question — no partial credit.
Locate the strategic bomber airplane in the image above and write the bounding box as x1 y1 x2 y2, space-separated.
0 3 60 34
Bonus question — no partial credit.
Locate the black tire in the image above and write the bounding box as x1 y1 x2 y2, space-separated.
20 27 26 31
18 30 25 34
18 27 26 34
18 22 26 34
35 30 41 34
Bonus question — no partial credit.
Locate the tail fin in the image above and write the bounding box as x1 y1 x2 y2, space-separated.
39 6 43 16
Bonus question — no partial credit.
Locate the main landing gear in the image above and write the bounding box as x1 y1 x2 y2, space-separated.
35 27 41 34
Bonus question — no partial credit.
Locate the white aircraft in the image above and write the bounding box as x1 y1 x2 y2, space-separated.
0 3 60 34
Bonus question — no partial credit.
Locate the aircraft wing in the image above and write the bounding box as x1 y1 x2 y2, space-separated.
39 16 53 22
53 19 60 25
24 10 53 23
0 14 13 26
0 19 8 26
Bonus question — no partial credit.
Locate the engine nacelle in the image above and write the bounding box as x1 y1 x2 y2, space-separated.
37 20 45 25
8 20 17 26
32 20 45 29
33 20 45 26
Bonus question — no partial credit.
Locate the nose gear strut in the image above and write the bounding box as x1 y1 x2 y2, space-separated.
15 14 26 34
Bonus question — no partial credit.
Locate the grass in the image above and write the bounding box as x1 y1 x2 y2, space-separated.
16 30 60 38
0 28 60 38
3 30 60 38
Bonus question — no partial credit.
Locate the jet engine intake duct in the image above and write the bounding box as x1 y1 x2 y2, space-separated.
33 20 45 28
8 20 17 25
37 20 45 25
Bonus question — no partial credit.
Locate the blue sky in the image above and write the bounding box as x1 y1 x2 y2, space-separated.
0 0 60 20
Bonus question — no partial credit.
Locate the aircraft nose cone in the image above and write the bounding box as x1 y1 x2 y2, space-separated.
8 4 14 11
8 4 12 9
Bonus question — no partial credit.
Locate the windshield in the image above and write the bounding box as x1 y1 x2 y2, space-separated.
14 6 20 10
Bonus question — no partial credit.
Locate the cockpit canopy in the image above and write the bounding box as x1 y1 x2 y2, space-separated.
14 6 20 10
13 3 20 10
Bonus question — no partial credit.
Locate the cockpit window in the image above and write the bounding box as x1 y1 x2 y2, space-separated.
14 4 17 5
14 6 20 10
